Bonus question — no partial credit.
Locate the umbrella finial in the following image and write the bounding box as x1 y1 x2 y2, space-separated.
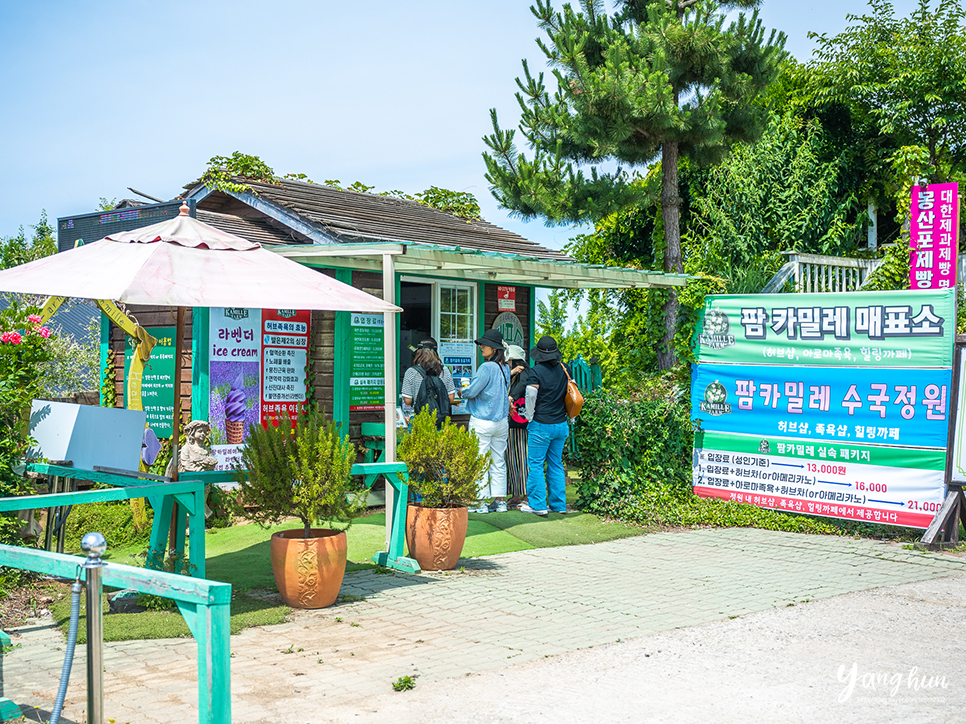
179 202 190 216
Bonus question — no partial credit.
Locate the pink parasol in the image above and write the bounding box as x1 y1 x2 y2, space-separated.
0 204 400 313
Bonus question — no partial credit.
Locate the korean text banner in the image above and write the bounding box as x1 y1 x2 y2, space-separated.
909 182 959 291
691 362 952 449
693 430 945 529
693 289 955 368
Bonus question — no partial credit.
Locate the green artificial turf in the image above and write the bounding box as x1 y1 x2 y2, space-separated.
57 485 648 641
50 590 288 644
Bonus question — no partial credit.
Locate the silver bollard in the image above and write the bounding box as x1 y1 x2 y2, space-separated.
81 532 107 724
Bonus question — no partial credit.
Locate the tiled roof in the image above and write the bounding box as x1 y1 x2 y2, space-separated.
195 210 302 247
187 177 572 261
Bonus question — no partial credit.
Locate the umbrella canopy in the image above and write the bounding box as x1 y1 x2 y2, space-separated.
0 204 399 312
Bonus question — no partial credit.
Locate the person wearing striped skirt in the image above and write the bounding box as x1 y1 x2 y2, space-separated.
505 346 530 507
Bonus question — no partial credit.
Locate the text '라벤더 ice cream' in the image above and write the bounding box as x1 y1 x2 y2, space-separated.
225 374 247 444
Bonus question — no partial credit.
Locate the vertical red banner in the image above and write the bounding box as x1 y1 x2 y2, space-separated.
260 309 312 428
909 182 959 290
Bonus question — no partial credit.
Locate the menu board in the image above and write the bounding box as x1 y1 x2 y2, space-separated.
209 307 311 471
349 312 385 411
261 309 311 428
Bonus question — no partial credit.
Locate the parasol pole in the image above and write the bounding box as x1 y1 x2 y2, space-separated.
167 305 186 566
382 253 397 550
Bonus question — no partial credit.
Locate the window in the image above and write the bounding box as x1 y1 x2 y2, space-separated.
439 285 473 343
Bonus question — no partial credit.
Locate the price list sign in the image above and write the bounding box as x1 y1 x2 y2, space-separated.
691 289 956 529
349 312 385 411
260 309 311 428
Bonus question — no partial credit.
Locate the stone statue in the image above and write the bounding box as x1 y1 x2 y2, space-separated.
165 420 218 478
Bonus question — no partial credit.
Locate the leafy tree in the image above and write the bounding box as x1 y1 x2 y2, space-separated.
0 211 56 270
483 0 786 369
809 0 966 184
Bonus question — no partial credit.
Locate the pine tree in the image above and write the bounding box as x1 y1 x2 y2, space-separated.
483 0 785 369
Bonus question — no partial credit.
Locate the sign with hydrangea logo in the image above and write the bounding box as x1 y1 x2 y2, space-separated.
691 289 956 529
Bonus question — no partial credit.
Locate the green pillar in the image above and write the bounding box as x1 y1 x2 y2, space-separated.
191 307 210 422
333 269 352 436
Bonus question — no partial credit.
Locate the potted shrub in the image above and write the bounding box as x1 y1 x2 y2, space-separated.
233 410 363 609
397 407 488 570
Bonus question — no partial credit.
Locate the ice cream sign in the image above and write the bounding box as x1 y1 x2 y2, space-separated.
208 307 311 471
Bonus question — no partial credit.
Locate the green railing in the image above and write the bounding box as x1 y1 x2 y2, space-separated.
0 544 231 724
1 466 208 578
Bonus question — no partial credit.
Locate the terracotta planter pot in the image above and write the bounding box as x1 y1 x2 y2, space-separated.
269 528 347 609
405 505 468 571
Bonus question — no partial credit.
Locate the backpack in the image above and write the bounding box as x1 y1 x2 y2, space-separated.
412 366 451 426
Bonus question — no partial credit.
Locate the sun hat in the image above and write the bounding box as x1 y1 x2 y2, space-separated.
475 328 505 349
530 335 562 363
506 344 526 362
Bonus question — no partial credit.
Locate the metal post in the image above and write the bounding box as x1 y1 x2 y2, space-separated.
383 253 398 550
81 532 108 724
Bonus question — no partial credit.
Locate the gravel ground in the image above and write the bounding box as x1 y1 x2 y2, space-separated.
316 572 966 724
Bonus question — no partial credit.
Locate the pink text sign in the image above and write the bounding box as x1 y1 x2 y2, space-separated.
909 182 959 290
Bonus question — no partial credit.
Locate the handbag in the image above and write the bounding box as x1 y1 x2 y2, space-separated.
559 363 584 418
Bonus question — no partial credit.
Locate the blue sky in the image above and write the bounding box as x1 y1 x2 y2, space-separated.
0 1 922 252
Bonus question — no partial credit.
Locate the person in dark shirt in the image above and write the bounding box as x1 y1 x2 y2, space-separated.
520 336 570 515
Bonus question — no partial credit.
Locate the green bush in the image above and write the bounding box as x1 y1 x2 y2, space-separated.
398 407 488 508
65 500 154 552
572 377 693 517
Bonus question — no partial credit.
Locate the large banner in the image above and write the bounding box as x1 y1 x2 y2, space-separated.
693 290 954 367
692 289 956 529
909 182 959 291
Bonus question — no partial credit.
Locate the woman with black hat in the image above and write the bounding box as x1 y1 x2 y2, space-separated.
460 328 511 514
520 335 570 516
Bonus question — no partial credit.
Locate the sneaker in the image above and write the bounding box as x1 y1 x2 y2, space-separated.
519 504 548 516
468 502 489 514
494 500 508 513
551 509 569 514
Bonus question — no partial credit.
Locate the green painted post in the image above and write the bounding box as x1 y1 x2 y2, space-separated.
529 286 537 349
192 307 210 421
478 282 486 339
333 269 352 435
147 495 174 570
187 487 206 579
0 628 20 722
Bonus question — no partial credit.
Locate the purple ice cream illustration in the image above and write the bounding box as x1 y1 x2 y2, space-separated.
225 374 247 444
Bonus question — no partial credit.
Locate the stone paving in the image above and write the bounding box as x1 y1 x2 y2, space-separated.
3 527 966 723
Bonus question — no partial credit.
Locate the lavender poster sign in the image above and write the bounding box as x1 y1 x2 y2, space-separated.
209 307 261 471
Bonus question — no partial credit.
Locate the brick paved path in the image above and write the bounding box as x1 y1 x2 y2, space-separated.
4 528 964 723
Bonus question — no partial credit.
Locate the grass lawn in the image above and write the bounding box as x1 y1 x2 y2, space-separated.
53 485 646 641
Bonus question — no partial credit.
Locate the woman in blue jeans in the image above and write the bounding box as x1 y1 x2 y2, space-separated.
520 336 570 516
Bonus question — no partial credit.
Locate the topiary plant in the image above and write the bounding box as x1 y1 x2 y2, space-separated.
233 409 363 538
397 407 487 508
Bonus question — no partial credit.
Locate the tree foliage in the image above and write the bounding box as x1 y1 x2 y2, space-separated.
484 0 785 368
809 0 966 182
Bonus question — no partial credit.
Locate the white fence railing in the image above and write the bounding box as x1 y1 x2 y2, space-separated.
762 251 884 294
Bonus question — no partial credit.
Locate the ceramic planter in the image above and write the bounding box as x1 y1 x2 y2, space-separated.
269 528 347 609
405 504 468 571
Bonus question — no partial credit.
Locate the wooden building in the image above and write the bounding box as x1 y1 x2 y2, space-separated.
71 176 686 458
